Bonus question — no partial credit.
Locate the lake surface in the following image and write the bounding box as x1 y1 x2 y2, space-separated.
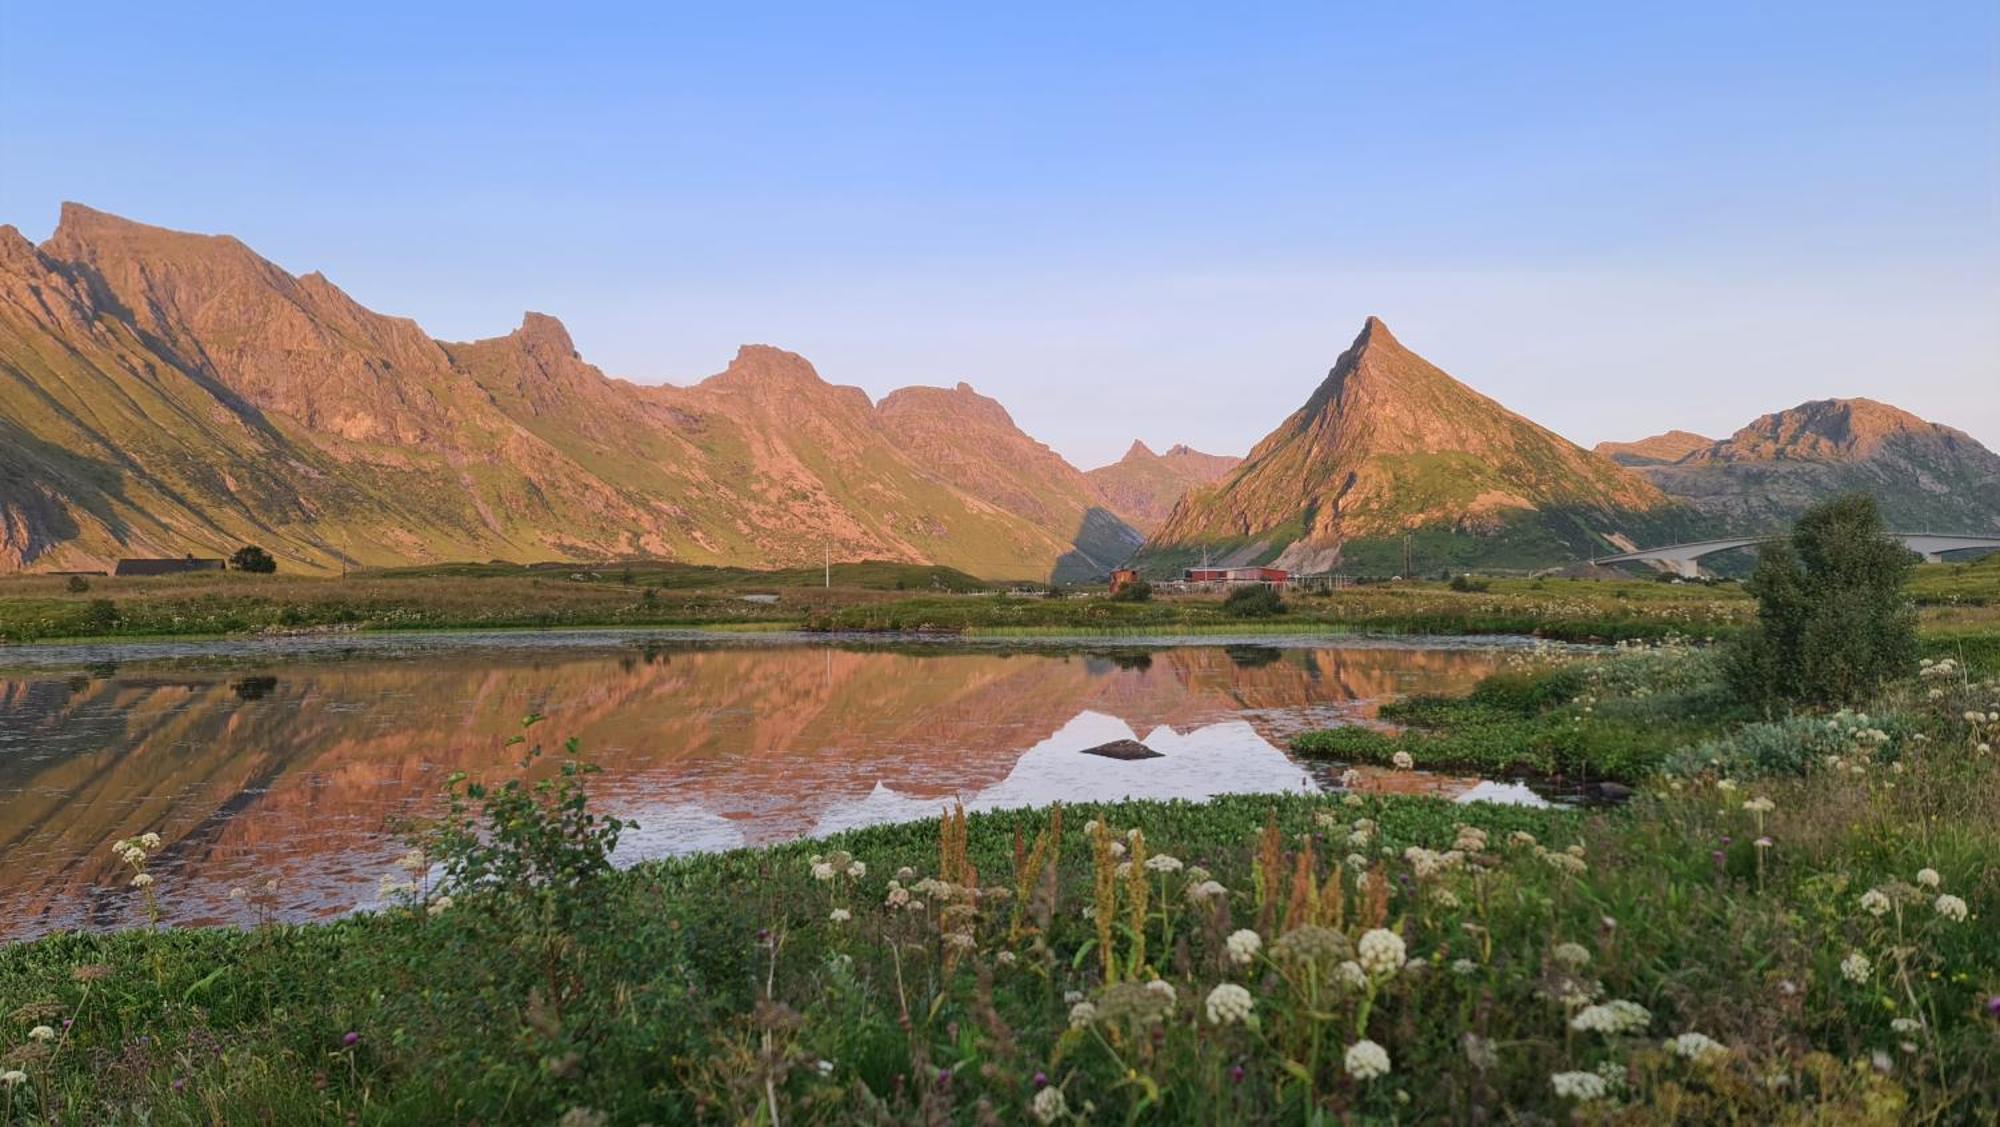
0 632 1542 940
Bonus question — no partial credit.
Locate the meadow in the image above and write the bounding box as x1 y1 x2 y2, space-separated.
1 643 1994 1123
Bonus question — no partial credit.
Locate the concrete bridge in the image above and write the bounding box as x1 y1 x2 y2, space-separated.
1592 533 2000 577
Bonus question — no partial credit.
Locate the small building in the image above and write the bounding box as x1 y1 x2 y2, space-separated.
114 557 225 577
1108 568 1141 595
1225 566 1289 587
1184 567 1229 583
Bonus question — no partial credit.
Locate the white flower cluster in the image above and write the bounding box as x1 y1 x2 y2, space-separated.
1551 942 1591 970
1550 1070 1608 1101
1357 928 1407 978
1666 1031 1727 1062
1859 889 1891 917
1205 982 1255 1025
1143 853 1183 874
1841 951 1871 983
1390 750 1415 771
1225 928 1262 966
1030 1085 1069 1124
1344 1039 1391 1080
1934 894 1968 922
1185 879 1228 902
1571 999 1651 1035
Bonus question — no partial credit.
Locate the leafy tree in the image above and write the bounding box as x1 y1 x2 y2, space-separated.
1727 494 1918 709
230 545 277 573
65 575 90 593
1222 584 1286 618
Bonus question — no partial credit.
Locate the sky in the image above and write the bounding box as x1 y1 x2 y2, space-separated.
2 1 1995 468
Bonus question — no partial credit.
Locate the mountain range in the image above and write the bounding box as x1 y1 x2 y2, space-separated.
2 204 1993 578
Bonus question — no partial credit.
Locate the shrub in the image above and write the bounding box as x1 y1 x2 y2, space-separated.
230 545 277 574
1727 495 1919 709
1222 584 1285 617
65 575 91 593
1109 578 1154 603
1447 573 1489 593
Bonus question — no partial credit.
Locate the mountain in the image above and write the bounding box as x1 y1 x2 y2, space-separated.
1620 399 2000 533
0 204 1132 579
875 383 1141 580
1085 441 1240 534
1142 318 1694 573
1594 430 1714 467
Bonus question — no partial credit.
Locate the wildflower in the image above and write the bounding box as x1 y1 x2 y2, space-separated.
131 873 154 888
427 896 453 916
28 1025 56 1042
1716 779 1738 793
1841 951 1871 983
1452 824 1488 853
1186 879 1228 901
1390 750 1414 771
1030 1084 1069 1123
1344 852 1370 872
1335 960 1368 989
1934 894 1968 922
1859 889 1891 917
1143 854 1183 874
895 866 915 882
1550 1070 1609 1101
1186 865 1211 883
1358 928 1407 977
0 1070 25 1087
1225 929 1263 966
1143 979 1177 1006
228 886 248 900
1890 1017 1923 1035
944 932 976 950
1344 1039 1391 1080
1204 982 1255 1025
1430 888 1461 909
1571 999 1651 1035
1742 796 1774 813
1552 942 1591 969
1666 1032 1727 1062
1508 830 1537 848
828 908 851 923
1107 841 1127 860
1916 868 1940 889
395 849 426 874
342 1031 360 1047
139 832 162 851
1451 958 1479 976
996 950 1017 967
811 862 836 881
1067 1001 1098 1029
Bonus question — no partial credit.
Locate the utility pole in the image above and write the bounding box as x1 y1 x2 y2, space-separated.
824 544 830 589
1402 533 1411 579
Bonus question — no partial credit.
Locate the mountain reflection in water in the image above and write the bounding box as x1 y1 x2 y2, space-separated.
0 640 1512 939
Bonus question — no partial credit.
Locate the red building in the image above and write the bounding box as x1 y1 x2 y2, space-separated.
1183 566 1288 588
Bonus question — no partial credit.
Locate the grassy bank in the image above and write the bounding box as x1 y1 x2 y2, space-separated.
5 565 1996 652
2 648 1995 1122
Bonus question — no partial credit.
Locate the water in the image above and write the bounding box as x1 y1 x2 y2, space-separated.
0 632 1553 940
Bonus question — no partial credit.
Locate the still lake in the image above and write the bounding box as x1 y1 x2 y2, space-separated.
0 631 1550 940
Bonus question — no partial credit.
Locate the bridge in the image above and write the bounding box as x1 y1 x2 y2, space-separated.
1591 533 2000 577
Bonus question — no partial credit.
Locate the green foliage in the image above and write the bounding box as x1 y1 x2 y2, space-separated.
64 574 89 593
1728 495 1920 709
1108 577 1154 603
424 715 631 927
1222 583 1285 617
229 545 278 573
1447 572 1489 593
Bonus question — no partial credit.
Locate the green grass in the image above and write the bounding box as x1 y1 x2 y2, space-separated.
1291 648 1746 781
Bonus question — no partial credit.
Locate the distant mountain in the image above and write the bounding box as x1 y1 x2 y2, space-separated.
1142 318 1695 573
1620 399 2000 534
875 383 1141 580
1594 430 1714 467
0 204 1127 579
1085 441 1240 534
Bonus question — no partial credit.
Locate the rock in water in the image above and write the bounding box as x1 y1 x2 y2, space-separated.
1080 739 1163 761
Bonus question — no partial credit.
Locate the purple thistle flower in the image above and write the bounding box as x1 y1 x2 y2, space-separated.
1230 1063 1246 1083
342 1031 359 1047
1033 1071 1048 1090
1986 995 2000 1018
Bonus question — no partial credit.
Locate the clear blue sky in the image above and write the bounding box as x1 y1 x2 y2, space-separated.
3 1 1995 465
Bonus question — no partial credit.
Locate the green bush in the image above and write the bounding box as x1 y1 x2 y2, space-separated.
65 574 91 593
230 545 278 573
1222 584 1285 617
1727 495 1919 709
1109 578 1154 603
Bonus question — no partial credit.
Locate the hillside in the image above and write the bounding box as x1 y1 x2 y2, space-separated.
1594 430 1714 467
1621 398 2000 533
0 204 1126 580
1085 441 1240 534
1142 318 1696 573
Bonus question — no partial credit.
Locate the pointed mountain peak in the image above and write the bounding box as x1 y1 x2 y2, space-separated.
1121 439 1159 462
